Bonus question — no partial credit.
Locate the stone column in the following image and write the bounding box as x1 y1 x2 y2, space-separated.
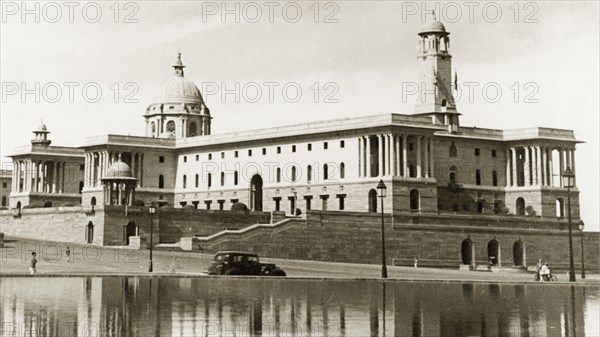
548 148 554 187
378 134 384 177
523 147 530 186
23 161 29 192
52 161 57 193
558 148 564 187
402 134 408 178
55 161 61 193
571 148 576 187
395 135 400 176
386 134 392 176
429 137 435 179
505 149 511 187
416 136 422 178
530 146 537 185
424 137 430 179
12 161 18 193
84 154 89 187
358 137 362 178
366 136 372 178
511 147 517 187
535 146 542 186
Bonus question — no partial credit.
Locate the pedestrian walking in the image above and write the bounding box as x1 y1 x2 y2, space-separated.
29 252 37 274
66 246 71 262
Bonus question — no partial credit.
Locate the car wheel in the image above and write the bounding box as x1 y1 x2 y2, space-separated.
271 269 286 277
224 268 241 276
550 275 558 282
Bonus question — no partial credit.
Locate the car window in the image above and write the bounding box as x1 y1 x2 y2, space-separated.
248 256 258 263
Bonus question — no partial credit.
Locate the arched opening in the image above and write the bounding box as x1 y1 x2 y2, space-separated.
188 122 197 137
487 239 499 266
220 172 225 186
461 239 474 265
234 171 239 186
441 99 447 107
475 169 482 185
276 168 281 183
340 163 345 179
16 201 21 210
195 174 199 188
150 122 156 137
79 181 84 194
516 197 525 216
323 164 329 180
182 175 187 188
291 166 297 182
368 189 378 213
158 175 165 189
307 165 312 183
166 120 176 134
513 240 524 266
250 175 263 212
90 197 96 206
207 173 212 188
492 171 498 186
449 165 457 184
44 201 53 207
86 221 94 243
410 189 420 210
124 221 136 245
556 198 564 218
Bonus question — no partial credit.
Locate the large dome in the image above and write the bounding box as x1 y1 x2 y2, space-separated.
152 76 205 105
103 161 136 180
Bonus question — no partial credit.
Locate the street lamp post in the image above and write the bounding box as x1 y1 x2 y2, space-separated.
148 205 156 273
562 167 576 282
377 180 387 279
579 220 586 279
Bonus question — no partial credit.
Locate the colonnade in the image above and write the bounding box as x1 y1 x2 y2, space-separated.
357 134 434 179
84 151 144 188
506 146 576 187
11 159 66 194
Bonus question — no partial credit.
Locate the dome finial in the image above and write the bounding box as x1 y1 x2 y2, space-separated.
173 50 185 77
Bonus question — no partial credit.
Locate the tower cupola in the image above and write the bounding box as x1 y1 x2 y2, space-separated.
31 120 51 146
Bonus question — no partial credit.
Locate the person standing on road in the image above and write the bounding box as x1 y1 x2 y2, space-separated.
29 252 38 274
66 246 71 263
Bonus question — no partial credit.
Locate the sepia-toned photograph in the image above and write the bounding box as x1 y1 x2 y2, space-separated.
0 1 599 336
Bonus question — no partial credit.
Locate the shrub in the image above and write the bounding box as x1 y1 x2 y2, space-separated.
132 199 145 206
231 202 249 212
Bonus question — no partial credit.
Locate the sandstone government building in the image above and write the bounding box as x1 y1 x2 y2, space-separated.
1 20 597 271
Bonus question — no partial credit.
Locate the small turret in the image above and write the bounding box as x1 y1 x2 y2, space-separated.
31 120 51 146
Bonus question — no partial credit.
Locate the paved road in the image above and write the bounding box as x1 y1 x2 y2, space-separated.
1 237 598 284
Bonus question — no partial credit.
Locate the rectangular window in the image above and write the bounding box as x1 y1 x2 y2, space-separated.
308 143 312 151
80 164 85 171
195 155 199 161
340 140 345 148
337 194 346 210
409 143 413 151
183 156 187 163
277 146 281 154
477 201 484 213
274 197 281 211
324 142 328 150
218 200 225 211
491 149 497 157
208 153 212 160
320 195 329 211
205 200 212 210
2 182 7 188
221 152 225 159
262 148 266 155
159 156 165 163
292 145 296 153
234 151 239 158
305 197 312 211
475 148 480 156
248 149 252 156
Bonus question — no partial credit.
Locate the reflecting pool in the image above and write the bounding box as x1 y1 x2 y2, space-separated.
0 277 598 336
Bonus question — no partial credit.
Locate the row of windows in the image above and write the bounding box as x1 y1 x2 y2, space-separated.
449 143 498 158
181 140 346 163
449 166 499 186
179 163 347 189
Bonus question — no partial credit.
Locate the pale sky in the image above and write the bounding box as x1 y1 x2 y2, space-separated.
1 1 598 230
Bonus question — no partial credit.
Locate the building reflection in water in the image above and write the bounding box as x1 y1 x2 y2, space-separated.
0 277 597 337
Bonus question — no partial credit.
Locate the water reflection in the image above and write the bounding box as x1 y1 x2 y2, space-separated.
0 277 598 337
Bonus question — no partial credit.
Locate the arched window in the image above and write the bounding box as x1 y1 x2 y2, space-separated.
166 120 176 133
516 197 525 216
449 165 457 184
195 174 199 188
556 198 564 218
79 181 84 194
276 168 281 183
441 99 447 107
307 165 312 183
1 196 6 206
340 163 345 179
158 175 165 189
86 221 94 243
234 171 239 186
492 171 498 186
90 197 96 206
368 189 378 213
183 175 187 188
475 169 481 185
188 122 197 137
410 189 420 210
291 166 297 182
323 164 329 180
150 122 156 137
207 173 212 188
220 172 225 186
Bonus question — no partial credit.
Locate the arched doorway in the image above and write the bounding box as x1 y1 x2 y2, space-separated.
410 189 420 210
16 201 21 209
516 197 525 215
487 239 500 266
461 239 474 265
124 221 136 245
513 240 524 266
91 197 96 206
368 189 377 213
86 221 94 243
250 175 263 212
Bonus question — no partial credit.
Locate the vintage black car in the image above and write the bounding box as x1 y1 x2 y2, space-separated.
206 251 286 276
